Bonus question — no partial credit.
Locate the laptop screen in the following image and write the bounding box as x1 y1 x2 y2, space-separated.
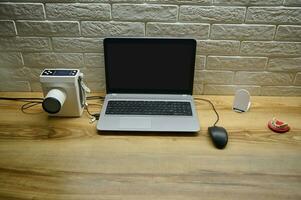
104 38 196 95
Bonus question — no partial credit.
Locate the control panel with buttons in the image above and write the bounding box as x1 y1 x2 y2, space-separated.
41 69 78 76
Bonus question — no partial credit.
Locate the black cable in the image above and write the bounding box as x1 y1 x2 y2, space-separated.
86 96 105 100
0 97 43 113
21 102 42 114
85 103 94 116
0 96 104 101
195 98 220 127
0 97 44 102
0 96 104 116
1 96 219 126
85 96 104 121
84 103 100 120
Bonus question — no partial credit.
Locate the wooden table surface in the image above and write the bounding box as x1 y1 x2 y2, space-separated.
0 92 300 200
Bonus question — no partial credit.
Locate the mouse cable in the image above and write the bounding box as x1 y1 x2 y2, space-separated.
194 97 219 127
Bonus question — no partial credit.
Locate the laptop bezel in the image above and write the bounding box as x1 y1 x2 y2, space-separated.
103 37 197 95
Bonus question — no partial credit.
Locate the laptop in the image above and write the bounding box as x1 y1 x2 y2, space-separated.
96 37 200 132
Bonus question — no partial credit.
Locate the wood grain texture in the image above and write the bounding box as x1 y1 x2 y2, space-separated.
0 92 300 200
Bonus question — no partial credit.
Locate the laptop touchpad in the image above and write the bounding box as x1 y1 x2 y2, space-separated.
119 117 152 129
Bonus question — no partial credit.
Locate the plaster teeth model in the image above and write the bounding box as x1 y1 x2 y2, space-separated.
268 117 290 133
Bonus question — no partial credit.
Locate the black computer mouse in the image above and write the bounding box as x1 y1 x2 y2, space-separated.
208 126 228 149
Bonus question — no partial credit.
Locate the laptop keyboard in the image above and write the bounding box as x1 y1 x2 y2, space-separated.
105 100 192 116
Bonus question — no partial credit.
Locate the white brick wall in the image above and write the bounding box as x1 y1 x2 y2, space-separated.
0 0 300 96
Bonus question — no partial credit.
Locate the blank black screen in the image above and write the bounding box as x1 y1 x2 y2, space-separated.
104 38 196 94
